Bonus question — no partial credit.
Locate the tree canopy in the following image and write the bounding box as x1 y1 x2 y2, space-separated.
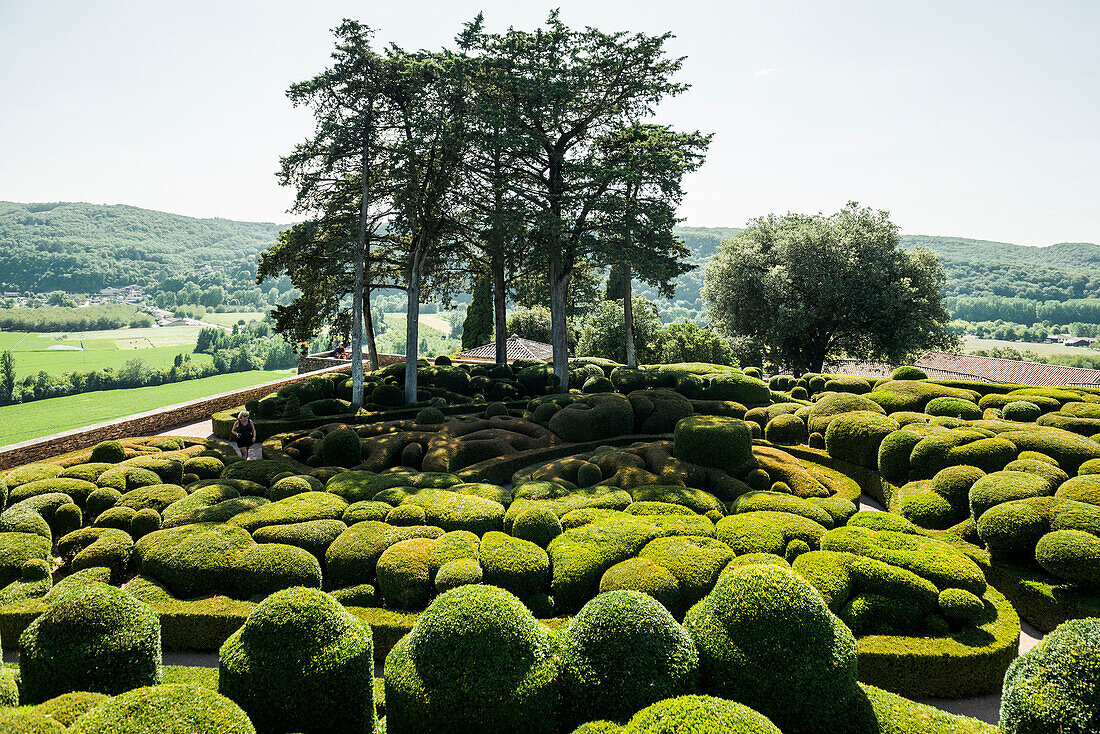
703 202 959 374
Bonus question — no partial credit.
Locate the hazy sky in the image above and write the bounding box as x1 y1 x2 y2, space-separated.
1 0 1097 245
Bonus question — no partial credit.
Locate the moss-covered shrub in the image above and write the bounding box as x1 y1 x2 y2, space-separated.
376 537 437 609
825 411 900 468
1000 617 1100 734
326 521 445 588
219 586 374 733
549 516 662 612
183 455 225 480
397 488 505 535
897 465 984 530
319 428 362 468
227 491 348 532
909 428 1018 479
764 414 806 445
715 510 827 556
999 427 1100 473
509 506 563 548
384 585 557 734
68 684 255 734
1 493 80 538
9 477 97 507
270 474 322 501
683 564 869 734
891 366 928 380
969 470 1054 521
90 440 126 464
868 380 980 413
1002 401 1042 422
548 393 634 443
628 389 694 433
479 530 549 598
252 519 347 562
435 558 483 593
925 396 982 420
221 458 300 488
19 584 161 703
556 590 699 727
639 535 733 609
621 695 782 734
0 530 51 587
599 557 681 612
57 526 133 577
28 692 111 728
673 415 752 474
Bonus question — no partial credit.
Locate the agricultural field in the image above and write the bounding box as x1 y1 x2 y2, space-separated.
374 313 460 356
963 335 1091 358
0 369 292 446
200 311 268 328
0 359 1098 732
0 327 212 378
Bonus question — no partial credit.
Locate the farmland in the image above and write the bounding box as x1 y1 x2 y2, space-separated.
0 368 293 446
0 327 211 378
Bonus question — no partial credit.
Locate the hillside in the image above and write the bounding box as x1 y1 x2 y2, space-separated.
4 201 1099 324
0 201 288 292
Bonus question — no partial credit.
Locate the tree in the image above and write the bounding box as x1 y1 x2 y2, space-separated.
576 296 662 364
384 47 471 403
0 350 15 405
507 306 553 344
591 123 710 368
655 321 735 365
467 13 688 390
266 20 398 406
461 275 494 349
703 202 959 374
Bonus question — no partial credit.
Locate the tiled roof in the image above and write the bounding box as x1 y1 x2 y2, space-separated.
822 359 981 382
454 335 556 362
914 351 1100 387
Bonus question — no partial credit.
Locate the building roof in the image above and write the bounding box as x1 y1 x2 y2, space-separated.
822 358 980 382
454 335 556 362
913 351 1100 387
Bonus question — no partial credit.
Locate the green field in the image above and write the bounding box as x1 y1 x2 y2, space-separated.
0 328 212 378
202 311 268 327
0 369 293 447
962 336 1092 358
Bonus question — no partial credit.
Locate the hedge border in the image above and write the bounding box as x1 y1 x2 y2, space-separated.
984 561 1100 633
853 586 1020 698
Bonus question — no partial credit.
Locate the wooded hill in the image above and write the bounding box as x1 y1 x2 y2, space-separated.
2 201 1097 325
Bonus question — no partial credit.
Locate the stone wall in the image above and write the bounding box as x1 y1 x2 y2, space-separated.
298 351 405 374
0 364 354 471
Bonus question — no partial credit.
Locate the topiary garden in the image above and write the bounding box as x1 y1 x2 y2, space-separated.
1 360 1099 730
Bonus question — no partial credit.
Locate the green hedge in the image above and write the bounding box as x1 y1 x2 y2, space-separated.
67 684 255 734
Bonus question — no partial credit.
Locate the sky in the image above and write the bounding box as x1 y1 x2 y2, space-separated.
1 0 1097 246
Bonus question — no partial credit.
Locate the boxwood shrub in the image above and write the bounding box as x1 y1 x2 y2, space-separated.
19 584 161 703
219 586 374 733
555 590 699 728
384 585 557 734
68 684 255 734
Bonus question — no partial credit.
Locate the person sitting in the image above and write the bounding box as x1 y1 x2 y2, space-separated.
333 343 347 359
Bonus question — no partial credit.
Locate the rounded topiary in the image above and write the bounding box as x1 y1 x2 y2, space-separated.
683 564 869 734
925 396 982 420
576 462 603 488
623 695 781 734
270 475 322 501
218 586 374 734
384 584 556 734
484 402 510 418
673 416 752 474
511 507 564 549
1000 617 1100 734
808 431 825 449
29 691 111 727
891 366 928 381
90 440 126 464
85 488 121 519
599 557 681 612
321 428 362 468
129 508 162 539
377 537 437 609
824 411 900 469
68 684 255 734
1003 401 1042 423
415 407 446 425
583 376 614 393
556 590 698 728
743 367 762 379
789 386 808 400
764 414 806 445
19 585 161 703
435 558 483 593
435 355 452 366
371 384 404 407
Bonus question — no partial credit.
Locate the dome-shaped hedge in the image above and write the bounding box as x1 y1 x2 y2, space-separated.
682 564 869 734
556 590 698 727
622 695 782 734
68 684 255 734
219 586 374 733
19 585 161 703
1000 617 1100 734
384 584 556 734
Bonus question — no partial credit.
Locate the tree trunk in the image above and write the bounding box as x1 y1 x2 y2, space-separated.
549 259 570 393
492 252 507 365
404 253 422 406
363 287 379 372
350 250 365 407
623 265 637 368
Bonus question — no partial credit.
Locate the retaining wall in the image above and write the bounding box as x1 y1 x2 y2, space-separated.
0 364 368 471
298 352 404 374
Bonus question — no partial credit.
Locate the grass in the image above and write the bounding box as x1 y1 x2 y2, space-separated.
962 336 1089 358
0 329 212 378
374 313 461 357
0 369 294 447
201 311 268 327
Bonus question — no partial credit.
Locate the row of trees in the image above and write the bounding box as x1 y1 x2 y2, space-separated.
0 304 151 333
946 295 1100 326
260 13 711 404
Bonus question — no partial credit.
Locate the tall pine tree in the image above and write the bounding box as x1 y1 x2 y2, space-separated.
462 276 495 350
